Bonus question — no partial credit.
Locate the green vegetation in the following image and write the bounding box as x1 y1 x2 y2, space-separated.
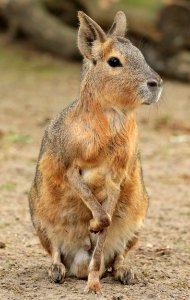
0 43 80 79
121 0 161 9
0 182 17 192
4 132 32 144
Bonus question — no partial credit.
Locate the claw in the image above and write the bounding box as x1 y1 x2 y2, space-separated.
114 267 135 285
48 263 66 284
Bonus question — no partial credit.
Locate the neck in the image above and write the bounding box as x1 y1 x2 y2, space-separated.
76 80 137 141
104 106 130 135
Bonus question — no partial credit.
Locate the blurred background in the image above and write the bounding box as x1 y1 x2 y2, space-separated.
0 0 190 80
0 1 190 300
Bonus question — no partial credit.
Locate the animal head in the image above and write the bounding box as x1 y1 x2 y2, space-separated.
78 11 162 110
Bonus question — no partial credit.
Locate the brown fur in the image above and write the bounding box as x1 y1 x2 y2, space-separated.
29 10 162 293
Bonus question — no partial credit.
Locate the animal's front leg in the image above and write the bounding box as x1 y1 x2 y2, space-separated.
85 229 107 293
85 180 120 293
102 175 121 221
67 166 111 232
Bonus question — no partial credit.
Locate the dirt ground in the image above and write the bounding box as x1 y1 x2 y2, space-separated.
0 42 190 300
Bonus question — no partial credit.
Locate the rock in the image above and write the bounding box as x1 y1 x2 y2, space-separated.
0 242 6 249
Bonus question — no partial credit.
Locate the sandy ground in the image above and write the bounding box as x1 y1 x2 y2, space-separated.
0 43 190 300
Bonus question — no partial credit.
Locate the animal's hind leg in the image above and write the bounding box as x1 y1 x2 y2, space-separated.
35 223 66 283
113 236 138 285
48 245 66 284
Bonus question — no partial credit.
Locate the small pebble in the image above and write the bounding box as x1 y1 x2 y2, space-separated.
113 296 123 300
0 242 6 249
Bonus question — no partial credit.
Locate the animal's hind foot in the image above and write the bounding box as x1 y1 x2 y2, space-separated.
114 267 135 285
48 263 66 284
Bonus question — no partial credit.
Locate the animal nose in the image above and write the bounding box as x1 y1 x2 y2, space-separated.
147 78 162 89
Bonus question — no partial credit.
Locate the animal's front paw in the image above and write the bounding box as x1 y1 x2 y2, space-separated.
89 213 111 233
114 267 135 285
48 263 66 284
84 279 102 294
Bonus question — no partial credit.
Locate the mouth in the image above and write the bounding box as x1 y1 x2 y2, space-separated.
143 87 163 105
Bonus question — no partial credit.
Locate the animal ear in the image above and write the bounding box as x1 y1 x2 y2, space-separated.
108 11 127 37
78 11 106 59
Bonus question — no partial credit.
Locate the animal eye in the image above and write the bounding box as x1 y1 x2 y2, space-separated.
107 57 122 67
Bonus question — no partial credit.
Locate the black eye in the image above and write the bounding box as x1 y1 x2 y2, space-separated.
107 57 122 67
